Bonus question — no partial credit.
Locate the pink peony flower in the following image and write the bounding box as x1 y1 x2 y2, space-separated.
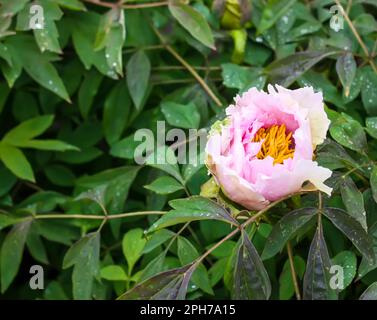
205 85 332 210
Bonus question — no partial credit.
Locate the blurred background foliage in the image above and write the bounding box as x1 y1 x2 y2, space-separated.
0 0 377 300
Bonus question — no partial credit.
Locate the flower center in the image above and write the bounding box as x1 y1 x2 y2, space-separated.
252 124 295 164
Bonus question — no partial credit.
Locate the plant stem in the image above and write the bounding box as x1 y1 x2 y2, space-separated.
124 45 165 54
34 211 165 220
123 1 169 9
152 66 221 71
164 45 223 107
164 222 190 253
97 216 108 232
317 191 323 226
82 0 169 9
82 0 116 8
195 191 313 265
287 241 302 300
152 78 222 85
150 23 223 107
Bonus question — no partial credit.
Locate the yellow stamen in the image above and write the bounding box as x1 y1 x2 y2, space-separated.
252 124 295 164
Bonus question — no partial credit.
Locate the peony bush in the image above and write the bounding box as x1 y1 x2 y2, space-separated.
0 0 377 301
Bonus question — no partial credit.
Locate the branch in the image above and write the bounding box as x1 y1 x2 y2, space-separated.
164 45 223 107
333 0 377 73
195 191 313 265
82 0 169 9
34 211 165 220
150 23 223 107
123 1 169 9
82 0 117 8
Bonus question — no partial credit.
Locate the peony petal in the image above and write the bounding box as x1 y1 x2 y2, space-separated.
214 161 269 210
274 85 330 147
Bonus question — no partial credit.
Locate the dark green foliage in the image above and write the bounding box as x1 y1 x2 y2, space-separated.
0 0 377 300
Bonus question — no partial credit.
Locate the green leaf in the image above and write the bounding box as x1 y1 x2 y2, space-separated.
139 251 166 281
0 214 20 231
122 228 147 275
78 70 103 118
323 208 375 264
0 165 17 197
0 143 35 182
317 139 359 170
57 146 102 164
366 117 377 139
332 251 357 290
353 14 377 35
57 0 86 11
144 176 184 195
168 2 215 49
336 53 356 98
303 224 338 300
76 166 140 214
288 21 321 40
207 241 236 259
182 150 205 183
33 13 62 54
146 146 184 184
110 134 143 160
0 55 22 88
17 139 78 151
44 281 68 300
343 68 363 104
26 225 49 264
148 196 238 233
361 66 377 116
265 50 337 87
279 255 305 300
262 208 317 260
0 221 31 293
143 229 175 254
101 265 128 281
36 220 78 245
63 232 100 300
0 82 10 115
371 165 377 203
3 115 54 144
161 101 200 129
70 12 118 79
95 8 125 75
0 0 28 16
208 258 227 287
339 175 367 231
117 264 195 300
177 237 213 295
69 13 98 69
329 112 367 154
20 191 69 214
360 282 377 300
257 0 296 34
232 230 271 300
221 64 266 91
103 81 131 144
5 35 70 102
358 223 377 278
76 184 106 209
0 43 12 66
126 50 150 110
105 11 125 75
45 164 76 187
